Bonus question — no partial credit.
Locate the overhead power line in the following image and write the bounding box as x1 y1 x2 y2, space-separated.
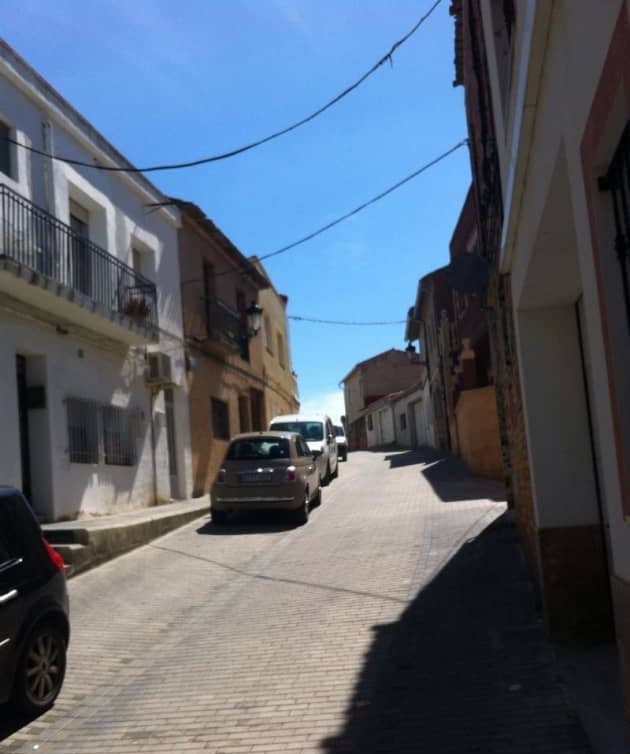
4 0 444 174
288 316 406 325
256 138 468 263
210 138 467 281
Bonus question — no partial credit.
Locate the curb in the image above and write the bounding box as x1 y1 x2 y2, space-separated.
44 501 209 578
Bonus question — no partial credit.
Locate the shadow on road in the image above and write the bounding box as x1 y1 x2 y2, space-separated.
0 705 41 743
320 511 592 754
196 510 301 536
384 447 506 503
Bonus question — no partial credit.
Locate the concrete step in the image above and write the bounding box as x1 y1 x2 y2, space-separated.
42 498 209 578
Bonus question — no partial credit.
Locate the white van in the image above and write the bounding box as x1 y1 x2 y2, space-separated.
269 414 339 485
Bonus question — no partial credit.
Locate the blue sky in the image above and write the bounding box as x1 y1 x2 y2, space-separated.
3 0 470 423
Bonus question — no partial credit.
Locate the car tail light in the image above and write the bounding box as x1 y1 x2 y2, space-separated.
286 465 297 482
218 468 227 483
43 538 65 574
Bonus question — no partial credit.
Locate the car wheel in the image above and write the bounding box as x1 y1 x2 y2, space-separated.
293 491 309 525
322 462 331 487
312 486 322 507
13 621 67 717
332 462 339 480
212 509 228 525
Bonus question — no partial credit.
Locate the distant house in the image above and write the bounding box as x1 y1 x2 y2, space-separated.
340 349 422 450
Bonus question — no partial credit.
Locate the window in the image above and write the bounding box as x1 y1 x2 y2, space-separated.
203 262 215 334
296 436 312 457
601 122 630 335
0 121 13 179
367 414 374 432
67 399 139 466
227 437 290 461
277 332 285 368
102 406 137 466
211 398 230 440
236 290 250 362
69 199 92 297
238 395 251 433
270 421 323 441
0 493 41 565
400 413 407 431
67 398 99 463
264 316 273 353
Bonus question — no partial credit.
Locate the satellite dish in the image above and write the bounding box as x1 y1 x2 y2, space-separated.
447 252 490 294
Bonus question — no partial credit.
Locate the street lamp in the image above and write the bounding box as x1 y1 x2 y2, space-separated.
246 302 263 336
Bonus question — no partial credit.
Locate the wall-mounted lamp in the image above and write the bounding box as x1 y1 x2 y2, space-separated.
246 302 263 337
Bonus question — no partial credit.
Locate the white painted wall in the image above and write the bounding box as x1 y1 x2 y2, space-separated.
0 45 192 518
481 1 630 579
391 386 424 448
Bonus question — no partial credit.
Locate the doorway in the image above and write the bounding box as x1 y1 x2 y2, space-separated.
163 388 178 498
15 355 31 501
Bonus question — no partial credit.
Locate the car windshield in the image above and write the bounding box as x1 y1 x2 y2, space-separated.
226 438 290 461
271 421 324 442
334 426 345 437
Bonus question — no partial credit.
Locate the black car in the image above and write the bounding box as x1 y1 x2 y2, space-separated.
0 487 69 716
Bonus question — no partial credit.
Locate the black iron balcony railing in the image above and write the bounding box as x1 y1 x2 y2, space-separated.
202 296 249 360
0 184 158 331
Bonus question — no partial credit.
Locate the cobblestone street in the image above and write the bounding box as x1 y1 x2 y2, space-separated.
1 450 591 754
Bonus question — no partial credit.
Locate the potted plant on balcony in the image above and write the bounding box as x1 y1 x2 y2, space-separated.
122 296 151 325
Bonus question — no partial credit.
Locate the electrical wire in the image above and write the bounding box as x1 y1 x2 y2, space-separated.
288 316 406 325
213 137 468 277
4 0 444 174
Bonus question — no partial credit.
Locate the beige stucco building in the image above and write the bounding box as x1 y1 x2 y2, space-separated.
176 201 269 497
252 259 300 422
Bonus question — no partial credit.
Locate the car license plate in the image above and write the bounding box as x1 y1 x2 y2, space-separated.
241 472 272 483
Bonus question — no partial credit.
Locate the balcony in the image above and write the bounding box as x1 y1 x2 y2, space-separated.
203 298 249 360
0 184 158 344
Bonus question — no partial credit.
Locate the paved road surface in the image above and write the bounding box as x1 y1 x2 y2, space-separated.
1 449 590 754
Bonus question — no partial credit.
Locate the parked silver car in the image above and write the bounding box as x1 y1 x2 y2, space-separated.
211 432 321 525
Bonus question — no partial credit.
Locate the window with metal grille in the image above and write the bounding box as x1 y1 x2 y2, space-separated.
600 123 630 334
211 398 230 440
102 406 137 466
67 398 99 463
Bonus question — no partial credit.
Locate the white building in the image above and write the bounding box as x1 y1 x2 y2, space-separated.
0 41 192 521
460 0 630 728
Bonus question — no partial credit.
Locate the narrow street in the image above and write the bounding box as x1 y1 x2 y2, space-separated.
1 451 590 754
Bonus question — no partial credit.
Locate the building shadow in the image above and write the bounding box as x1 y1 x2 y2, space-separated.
321 511 592 754
384 447 506 503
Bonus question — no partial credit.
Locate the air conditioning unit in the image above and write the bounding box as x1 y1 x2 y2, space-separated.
145 352 173 385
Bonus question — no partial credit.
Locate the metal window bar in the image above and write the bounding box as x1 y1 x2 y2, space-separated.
600 123 630 335
0 183 158 330
102 405 137 466
66 398 99 464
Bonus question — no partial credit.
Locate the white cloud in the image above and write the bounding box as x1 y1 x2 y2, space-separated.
298 389 345 425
